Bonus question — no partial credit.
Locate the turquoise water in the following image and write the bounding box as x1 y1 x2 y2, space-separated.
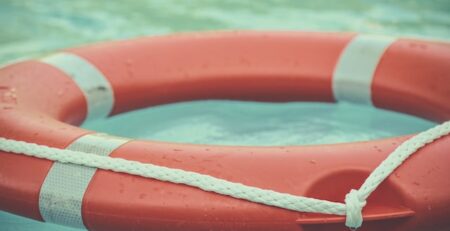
83 101 433 146
0 0 447 230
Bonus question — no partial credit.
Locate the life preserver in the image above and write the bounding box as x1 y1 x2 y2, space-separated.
0 31 449 231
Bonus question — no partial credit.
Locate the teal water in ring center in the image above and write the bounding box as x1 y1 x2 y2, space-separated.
82 101 435 146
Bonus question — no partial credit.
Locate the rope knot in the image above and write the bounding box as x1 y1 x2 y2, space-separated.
345 189 366 230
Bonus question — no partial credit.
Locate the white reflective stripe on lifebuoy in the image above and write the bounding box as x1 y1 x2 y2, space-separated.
332 35 396 105
38 133 130 229
41 53 114 122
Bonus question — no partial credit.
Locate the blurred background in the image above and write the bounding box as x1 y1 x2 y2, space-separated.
1 0 449 64
0 0 448 230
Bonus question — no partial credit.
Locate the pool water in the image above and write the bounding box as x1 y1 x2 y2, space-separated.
0 0 448 230
83 101 434 146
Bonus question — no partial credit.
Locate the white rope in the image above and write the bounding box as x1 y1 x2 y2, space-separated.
0 120 449 229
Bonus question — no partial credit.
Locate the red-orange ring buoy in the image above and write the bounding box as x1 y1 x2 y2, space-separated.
0 31 449 231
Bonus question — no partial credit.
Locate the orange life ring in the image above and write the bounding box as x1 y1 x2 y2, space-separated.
0 31 449 231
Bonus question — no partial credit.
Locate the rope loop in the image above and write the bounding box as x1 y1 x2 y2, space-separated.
0 120 449 230
345 189 366 229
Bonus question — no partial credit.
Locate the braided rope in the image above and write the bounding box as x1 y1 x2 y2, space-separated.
0 120 449 229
